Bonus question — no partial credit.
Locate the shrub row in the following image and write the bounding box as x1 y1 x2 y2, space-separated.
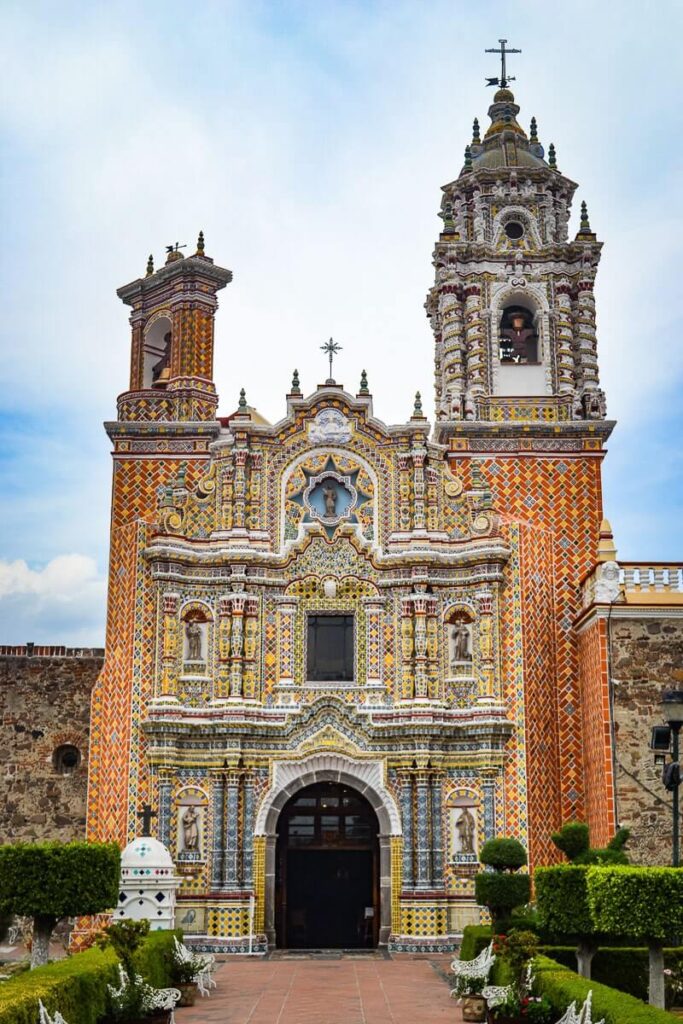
459 925 683 1003
534 955 679 1024
537 947 683 1002
0 929 178 1024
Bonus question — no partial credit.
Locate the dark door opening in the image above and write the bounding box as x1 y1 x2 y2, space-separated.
275 782 379 949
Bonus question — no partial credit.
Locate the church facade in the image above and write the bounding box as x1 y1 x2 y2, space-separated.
85 82 625 953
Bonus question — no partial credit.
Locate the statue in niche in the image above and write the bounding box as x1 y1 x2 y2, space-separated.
455 808 476 854
181 805 200 852
449 622 471 669
322 482 338 517
185 619 204 662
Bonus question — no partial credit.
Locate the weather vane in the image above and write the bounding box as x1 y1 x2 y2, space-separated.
166 242 186 254
321 337 342 383
485 38 521 89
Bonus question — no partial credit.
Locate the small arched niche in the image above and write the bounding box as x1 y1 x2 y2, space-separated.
180 603 212 670
496 303 545 396
445 608 474 678
143 316 172 389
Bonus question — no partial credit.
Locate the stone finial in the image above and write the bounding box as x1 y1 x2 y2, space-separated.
472 118 481 144
548 143 557 169
579 200 592 234
238 388 247 411
463 145 473 170
530 116 538 142
146 254 154 277
196 230 205 255
597 518 618 563
291 369 301 394
412 391 423 417
359 369 369 395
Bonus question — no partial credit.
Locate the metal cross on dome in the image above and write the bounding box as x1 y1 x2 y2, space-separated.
485 38 521 89
137 803 157 837
321 337 342 383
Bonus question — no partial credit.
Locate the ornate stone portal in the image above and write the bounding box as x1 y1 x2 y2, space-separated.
86 57 621 953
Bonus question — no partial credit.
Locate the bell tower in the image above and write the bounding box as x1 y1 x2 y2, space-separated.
85 235 232 852
426 45 617 855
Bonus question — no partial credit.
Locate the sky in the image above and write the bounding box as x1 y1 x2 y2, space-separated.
1 0 682 645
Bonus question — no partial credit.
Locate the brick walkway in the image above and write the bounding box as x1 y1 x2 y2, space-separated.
175 954 462 1024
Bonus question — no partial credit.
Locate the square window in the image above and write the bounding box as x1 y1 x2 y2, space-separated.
307 614 354 682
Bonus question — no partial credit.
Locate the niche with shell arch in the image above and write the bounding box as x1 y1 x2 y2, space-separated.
143 314 173 389
446 792 480 866
175 785 208 863
445 606 475 679
180 600 213 674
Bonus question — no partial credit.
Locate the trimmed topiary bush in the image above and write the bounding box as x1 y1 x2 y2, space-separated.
535 864 598 977
0 842 120 968
551 821 630 866
587 866 683 1009
479 837 528 871
474 837 531 932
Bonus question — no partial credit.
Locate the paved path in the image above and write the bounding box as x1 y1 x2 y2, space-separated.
175 954 462 1024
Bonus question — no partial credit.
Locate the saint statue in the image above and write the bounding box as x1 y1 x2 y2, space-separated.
186 620 203 661
182 806 200 852
455 808 476 855
322 482 338 517
450 623 471 666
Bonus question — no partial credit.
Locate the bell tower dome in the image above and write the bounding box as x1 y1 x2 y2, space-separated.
427 67 609 439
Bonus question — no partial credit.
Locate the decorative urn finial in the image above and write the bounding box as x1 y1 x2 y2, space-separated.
291 369 301 394
359 369 369 395
145 254 154 277
196 230 205 255
238 388 247 411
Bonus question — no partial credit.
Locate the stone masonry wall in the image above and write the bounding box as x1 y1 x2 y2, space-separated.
610 616 683 866
0 646 103 844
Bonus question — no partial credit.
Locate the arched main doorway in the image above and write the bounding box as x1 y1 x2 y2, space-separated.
275 782 379 949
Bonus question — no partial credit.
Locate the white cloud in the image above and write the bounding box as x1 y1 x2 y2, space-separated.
0 555 106 645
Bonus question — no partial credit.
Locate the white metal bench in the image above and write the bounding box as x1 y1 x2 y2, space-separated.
554 990 604 1024
451 941 495 981
38 1000 69 1024
172 936 216 997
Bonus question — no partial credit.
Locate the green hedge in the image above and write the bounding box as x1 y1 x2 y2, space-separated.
536 864 593 937
587 867 683 943
459 924 493 962
0 929 179 1024
534 955 680 1023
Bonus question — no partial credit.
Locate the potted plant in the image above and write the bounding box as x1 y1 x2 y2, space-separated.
452 972 487 1022
488 931 553 1024
168 951 202 1007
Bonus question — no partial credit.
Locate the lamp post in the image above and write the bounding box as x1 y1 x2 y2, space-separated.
660 690 683 867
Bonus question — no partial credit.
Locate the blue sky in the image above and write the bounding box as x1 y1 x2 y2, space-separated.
1 0 682 644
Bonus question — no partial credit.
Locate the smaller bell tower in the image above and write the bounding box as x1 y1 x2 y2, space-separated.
116 233 232 423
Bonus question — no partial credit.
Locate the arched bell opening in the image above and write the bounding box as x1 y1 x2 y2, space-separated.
498 305 539 364
495 301 546 397
143 316 172 389
274 781 380 949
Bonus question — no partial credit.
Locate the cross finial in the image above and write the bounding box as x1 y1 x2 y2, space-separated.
137 803 157 837
485 38 522 89
321 337 342 383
